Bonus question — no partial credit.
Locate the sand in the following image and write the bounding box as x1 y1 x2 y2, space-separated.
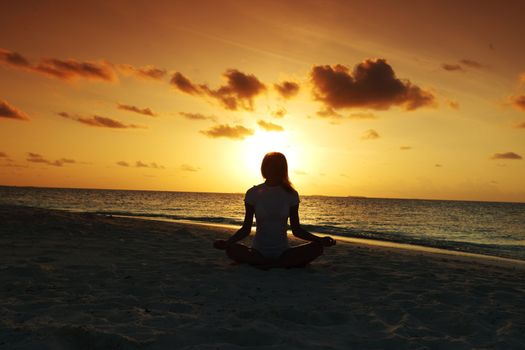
0 205 524 349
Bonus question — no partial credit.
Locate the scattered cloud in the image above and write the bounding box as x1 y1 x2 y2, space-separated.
400 146 412 150
0 152 7 158
271 107 287 118
460 59 485 69
491 152 522 160
311 59 436 111
200 124 254 140
510 95 525 111
257 120 284 131
0 49 31 68
448 100 460 110
135 161 164 169
348 112 378 120
59 112 144 129
274 81 300 99
26 152 76 167
180 164 199 172
435 164 442 168
0 99 29 121
117 64 166 80
178 112 216 121
520 73 525 83
361 129 380 140
514 121 525 129
441 63 464 72
117 103 156 117
116 161 130 167
317 106 343 119
171 69 266 111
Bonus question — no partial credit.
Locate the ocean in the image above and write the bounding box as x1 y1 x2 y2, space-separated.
1 186 524 261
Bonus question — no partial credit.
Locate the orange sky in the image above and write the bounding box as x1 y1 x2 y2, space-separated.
1 0 524 202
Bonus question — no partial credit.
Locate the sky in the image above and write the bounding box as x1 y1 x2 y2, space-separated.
1 0 524 202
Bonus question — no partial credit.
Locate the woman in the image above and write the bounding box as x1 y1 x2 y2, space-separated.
214 152 336 268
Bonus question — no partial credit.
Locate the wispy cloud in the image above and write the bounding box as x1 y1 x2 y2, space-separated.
59 112 145 129
178 112 216 121
116 161 130 167
491 152 522 160
274 81 300 99
348 112 378 120
311 59 435 111
448 100 460 110
180 164 199 172
200 124 254 140
460 59 485 69
257 120 284 131
441 63 464 72
400 146 412 150
171 69 266 111
361 129 380 140
117 103 156 117
26 152 76 167
0 99 29 121
117 64 166 80
514 121 525 129
441 59 486 73
510 95 525 111
271 107 287 118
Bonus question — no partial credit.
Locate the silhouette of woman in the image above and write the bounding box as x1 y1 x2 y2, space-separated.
214 152 336 268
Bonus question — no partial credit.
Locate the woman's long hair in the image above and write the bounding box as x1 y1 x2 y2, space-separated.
261 152 295 193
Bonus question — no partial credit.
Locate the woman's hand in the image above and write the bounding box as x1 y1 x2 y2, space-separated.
213 239 230 250
320 236 336 247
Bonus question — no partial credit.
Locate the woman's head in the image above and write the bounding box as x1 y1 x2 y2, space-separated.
261 152 294 192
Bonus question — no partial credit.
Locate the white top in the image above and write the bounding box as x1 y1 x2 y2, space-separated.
245 183 300 259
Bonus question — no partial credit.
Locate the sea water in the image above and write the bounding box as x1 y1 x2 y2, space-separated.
1 186 524 261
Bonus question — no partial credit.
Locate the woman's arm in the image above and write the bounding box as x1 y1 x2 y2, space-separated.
213 203 255 249
289 205 336 246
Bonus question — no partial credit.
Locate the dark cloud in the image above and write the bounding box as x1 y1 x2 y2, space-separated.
116 161 130 167
171 69 266 111
460 59 485 69
200 124 254 140
311 59 435 111
441 64 464 72
257 120 284 131
0 99 29 121
178 112 216 121
510 95 525 111
271 107 287 118
117 103 156 117
26 152 76 167
274 81 300 99
180 164 199 172
117 64 166 80
400 146 412 150
0 49 31 67
362 129 380 140
59 112 144 129
491 152 522 160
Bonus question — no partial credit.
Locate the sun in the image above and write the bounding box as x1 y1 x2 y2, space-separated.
242 130 303 179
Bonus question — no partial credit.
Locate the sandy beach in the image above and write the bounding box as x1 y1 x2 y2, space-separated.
1 205 524 349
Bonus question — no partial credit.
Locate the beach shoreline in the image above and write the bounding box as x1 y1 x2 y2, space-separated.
1 205 524 349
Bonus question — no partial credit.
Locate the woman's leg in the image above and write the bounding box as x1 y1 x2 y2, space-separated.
226 243 270 265
278 241 323 268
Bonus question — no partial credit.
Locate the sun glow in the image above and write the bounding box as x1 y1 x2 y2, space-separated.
242 130 303 179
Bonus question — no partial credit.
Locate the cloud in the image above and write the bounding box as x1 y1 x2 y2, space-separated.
520 73 525 83
435 164 442 168
257 120 284 131
180 164 199 172
117 64 166 80
441 63 464 72
171 69 266 111
135 161 164 169
317 107 377 120
59 112 144 129
400 146 412 150
0 99 29 121
361 129 380 140
26 152 76 167
348 112 378 120
510 95 525 111
515 121 525 129
178 112 216 121
274 81 300 99
0 49 31 68
0 152 7 158
490 152 522 160
200 124 254 140
311 59 435 111
460 59 485 69
116 161 130 167
117 103 156 117
448 100 460 110
271 107 287 118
